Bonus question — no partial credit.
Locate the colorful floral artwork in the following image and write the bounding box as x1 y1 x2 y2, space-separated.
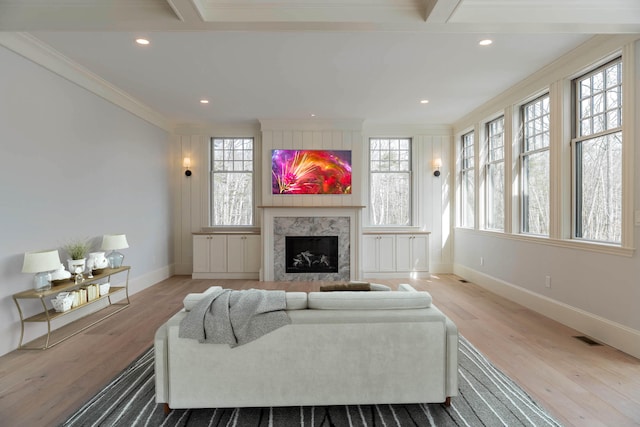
272 150 352 194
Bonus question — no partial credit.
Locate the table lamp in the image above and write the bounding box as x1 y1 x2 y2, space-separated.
101 234 129 268
22 249 62 292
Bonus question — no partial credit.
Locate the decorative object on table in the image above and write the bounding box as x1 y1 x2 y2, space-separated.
74 266 85 284
99 282 111 297
87 251 109 276
101 234 129 268
64 238 90 274
22 249 62 292
50 263 72 285
52 292 74 312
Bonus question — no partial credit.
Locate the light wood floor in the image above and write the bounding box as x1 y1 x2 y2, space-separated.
0 274 638 427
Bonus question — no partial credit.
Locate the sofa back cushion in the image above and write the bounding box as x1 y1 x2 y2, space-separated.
307 291 432 310
319 282 392 292
184 288 308 311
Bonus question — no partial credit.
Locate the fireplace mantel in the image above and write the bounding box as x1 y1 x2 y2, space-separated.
260 206 363 281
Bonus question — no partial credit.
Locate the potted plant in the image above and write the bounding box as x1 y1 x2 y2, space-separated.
64 239 90 274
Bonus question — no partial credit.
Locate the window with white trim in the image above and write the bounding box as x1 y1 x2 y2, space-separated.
573 58 622 244
210 137 254 226
486 117 505 231
369 138 411 226
520 95 550 235
460 131 475 228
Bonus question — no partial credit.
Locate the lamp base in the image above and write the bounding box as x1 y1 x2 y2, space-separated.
107 251 124 268
34 272 52 292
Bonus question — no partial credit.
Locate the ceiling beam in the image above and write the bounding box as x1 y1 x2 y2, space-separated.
166 0 206 24
424 0 463 23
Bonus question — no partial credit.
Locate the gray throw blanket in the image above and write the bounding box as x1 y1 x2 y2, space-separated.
178 288 290 347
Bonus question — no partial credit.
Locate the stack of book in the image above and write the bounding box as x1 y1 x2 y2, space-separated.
68 283 102 308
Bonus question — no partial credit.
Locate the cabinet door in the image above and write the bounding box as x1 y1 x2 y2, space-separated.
244 235 261 273
193 236 211 273
362 235 379 272
208 235 227 272
228 235 261 273
411 235 429 271
396 235 429 272
377 235 396 272
226 236 245 273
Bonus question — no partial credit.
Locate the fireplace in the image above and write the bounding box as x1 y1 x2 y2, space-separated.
285 236 339 273
261 207 363 281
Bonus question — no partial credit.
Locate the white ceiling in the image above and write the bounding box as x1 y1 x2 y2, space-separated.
1 0 639 127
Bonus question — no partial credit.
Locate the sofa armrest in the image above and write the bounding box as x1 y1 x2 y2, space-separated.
154 324 168 403
398 283 417 292
445 318 459 397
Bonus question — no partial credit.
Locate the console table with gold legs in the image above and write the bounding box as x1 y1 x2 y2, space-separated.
12 266 131 350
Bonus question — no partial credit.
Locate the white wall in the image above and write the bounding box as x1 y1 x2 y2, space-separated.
0 45 172 356
172 120 454 276
452 36 640 358
363 124 453 273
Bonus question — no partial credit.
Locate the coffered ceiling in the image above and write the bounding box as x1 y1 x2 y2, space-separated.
1 0 638 127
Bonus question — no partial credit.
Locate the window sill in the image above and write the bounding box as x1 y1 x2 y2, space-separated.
455 227 635 257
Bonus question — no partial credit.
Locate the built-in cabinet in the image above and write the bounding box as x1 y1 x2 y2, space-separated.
193 233 260 279
362 231 430 279
226 235 261 273
193 230 428 280
362 234 396 273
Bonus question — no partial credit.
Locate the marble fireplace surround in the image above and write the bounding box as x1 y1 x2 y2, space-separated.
261 206 363 281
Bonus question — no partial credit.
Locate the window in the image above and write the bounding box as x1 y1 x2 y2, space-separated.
520 95 550 235
369 138 411 226
210 137 254 226
573 59 622 244
486 117 505 230
460 131 475 228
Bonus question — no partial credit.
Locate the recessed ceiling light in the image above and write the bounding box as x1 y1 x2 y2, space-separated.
420 99 429 104
479 39 493 46
135 38 150 45
200 99 209 104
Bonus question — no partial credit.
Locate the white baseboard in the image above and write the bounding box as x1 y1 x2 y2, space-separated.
192 272 259 280
429 263 453 274
130 264 174 293
362 271 431 280
453 264 640 359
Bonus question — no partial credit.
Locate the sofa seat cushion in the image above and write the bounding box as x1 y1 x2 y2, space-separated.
308 290 431 310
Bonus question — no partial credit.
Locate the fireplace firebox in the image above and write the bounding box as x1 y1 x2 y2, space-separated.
285 236 339 273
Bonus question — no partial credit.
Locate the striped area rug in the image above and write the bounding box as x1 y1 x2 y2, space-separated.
62 336 562 426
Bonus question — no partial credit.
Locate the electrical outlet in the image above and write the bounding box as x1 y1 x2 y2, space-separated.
545 276 551 288
480 257 484 266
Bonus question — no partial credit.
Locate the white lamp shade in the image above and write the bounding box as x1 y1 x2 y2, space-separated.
22 250 61 273
101 234 129 251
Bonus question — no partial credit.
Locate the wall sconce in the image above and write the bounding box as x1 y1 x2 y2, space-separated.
183 157 192 177
433 158 442 177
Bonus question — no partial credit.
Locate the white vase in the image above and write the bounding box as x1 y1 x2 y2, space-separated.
87 252 109 270
67 258 86 274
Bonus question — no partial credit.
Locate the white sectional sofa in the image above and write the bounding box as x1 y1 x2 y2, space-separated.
154 284 458 411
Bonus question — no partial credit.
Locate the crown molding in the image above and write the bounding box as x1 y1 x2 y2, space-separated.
0 32 171 132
